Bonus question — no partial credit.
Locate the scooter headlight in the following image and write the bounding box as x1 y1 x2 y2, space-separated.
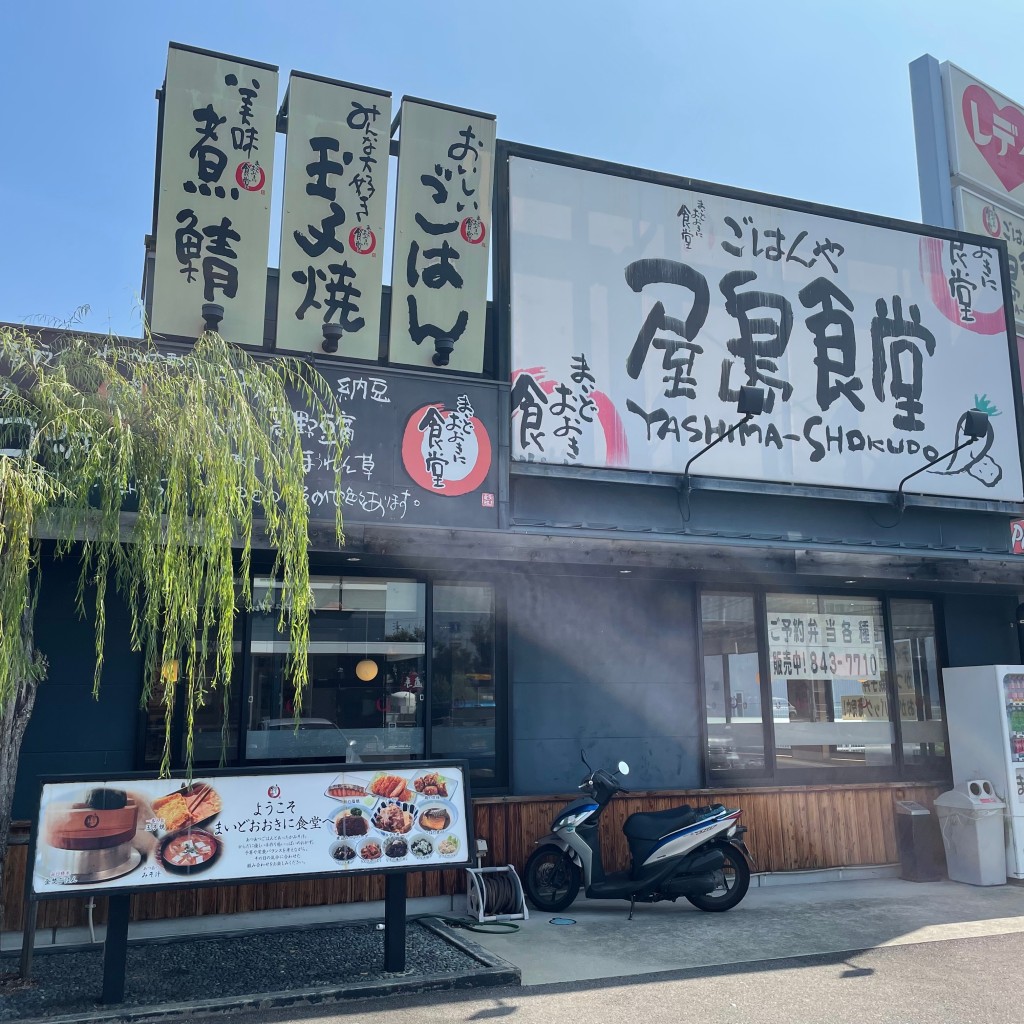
554 807 595 829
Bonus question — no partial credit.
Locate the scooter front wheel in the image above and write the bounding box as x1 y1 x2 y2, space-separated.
685 844 750 912
524 845 581 912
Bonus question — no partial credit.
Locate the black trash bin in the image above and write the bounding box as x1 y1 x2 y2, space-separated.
894 800 945 881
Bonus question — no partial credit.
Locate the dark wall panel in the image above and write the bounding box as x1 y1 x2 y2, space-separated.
13 558 141 820
508 573 700 794
941 593 1019 668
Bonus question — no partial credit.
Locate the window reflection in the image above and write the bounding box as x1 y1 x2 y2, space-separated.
891 599 945 764
246 577 426 763
701 593 766 773
767 594 893 769
432 585 497 782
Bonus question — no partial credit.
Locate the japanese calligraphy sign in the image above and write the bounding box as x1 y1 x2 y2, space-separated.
31 763 471 896
943 63 1024 206
150 44 278 344
280 363 499 529
508 153 1024 502
388 98 496 373
768 612 880 684
954 187 1024 331
277 73 392 359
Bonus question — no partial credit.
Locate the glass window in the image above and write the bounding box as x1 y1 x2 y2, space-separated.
701 593 765 773
891 599 946 765
432 585 498 786
142 643 242 770
767 593 893 769
246 576 426 763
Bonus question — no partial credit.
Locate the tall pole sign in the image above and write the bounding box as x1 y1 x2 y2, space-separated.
276 73 392 359
149 43 278 345
911 55 1024 333
387 98 496 374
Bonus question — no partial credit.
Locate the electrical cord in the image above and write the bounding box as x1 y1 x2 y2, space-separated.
401 911 520 933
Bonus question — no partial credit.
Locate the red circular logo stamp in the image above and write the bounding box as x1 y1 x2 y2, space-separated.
349 225 377 255
267 784 281 799
401 403 492 497
460 217 486 245
236 161 266 192
982 205 1002 237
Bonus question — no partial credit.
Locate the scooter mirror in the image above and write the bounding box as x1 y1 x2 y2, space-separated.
617 761 630 776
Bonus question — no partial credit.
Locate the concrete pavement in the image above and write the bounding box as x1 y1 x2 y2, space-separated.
229 933 1024 1024
468 876 1024 985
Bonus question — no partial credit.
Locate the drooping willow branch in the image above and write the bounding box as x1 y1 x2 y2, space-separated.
0 326 346 776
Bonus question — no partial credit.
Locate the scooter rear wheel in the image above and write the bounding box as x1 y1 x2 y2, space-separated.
524 845 581 912
685 844 750 912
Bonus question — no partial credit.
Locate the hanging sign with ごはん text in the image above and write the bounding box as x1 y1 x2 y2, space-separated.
388 98 495 373
149 44 278 345
277 73 392 359
508 152 1023 502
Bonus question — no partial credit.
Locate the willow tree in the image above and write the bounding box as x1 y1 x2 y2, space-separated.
0 324 344 933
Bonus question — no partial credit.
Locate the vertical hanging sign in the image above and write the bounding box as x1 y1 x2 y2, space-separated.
149 44 278 345
277 73 392 359
388 98 495 374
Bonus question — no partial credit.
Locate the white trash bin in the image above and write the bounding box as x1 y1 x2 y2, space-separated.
934 780 1007 886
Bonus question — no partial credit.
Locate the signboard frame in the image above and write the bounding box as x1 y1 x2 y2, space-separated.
276 70 393 361
27 759 474 901
493 139 1024 508
148 42 279 347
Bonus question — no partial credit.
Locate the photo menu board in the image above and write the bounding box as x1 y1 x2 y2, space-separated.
31 762 470 897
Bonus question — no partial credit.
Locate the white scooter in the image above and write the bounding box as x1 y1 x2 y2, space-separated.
524 754 753 917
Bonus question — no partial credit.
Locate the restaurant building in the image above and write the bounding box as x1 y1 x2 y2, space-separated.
4 44 1024 932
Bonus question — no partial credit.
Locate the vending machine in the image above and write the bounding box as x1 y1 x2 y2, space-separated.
941 665 1024 880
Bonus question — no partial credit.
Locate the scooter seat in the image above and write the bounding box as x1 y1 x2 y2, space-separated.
623 805 697 842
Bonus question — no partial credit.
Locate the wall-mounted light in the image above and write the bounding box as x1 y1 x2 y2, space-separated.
355 659 378 682
678 385 765 521
432 336 455 366
321 323 343 354
894 409 989 515
201 303 224 333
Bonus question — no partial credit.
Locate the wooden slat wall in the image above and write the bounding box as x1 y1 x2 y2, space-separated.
1 783 943 932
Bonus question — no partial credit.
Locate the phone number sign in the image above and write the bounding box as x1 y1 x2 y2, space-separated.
768 613 881 683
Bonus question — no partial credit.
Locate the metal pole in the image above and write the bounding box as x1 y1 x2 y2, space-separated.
19 901 38 980
101 894 131 1004
383 872 407 972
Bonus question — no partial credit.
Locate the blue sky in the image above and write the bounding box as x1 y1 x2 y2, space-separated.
3 0 1024 337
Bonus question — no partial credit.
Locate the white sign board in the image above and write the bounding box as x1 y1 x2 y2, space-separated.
277 73 391 359
32 765 469 895
954 186 1024 330
943 63 1024 207
509 156 1023 502
150 44 278 345
388 99 495 373
767 612 880 683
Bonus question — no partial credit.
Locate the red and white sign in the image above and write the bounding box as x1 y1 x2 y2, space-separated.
401 397 492 497
1011 518 1024 554
944 63 1024 206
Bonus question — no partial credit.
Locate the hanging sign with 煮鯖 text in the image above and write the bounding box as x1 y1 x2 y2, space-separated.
149 44 278 345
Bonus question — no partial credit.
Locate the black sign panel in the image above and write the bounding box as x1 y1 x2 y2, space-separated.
292 363 501 529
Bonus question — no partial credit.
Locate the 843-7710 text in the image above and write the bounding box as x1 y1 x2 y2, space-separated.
772 651 880 677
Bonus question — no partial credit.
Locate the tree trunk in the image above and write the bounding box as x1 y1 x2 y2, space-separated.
0 601 41 939
0 677 37 938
